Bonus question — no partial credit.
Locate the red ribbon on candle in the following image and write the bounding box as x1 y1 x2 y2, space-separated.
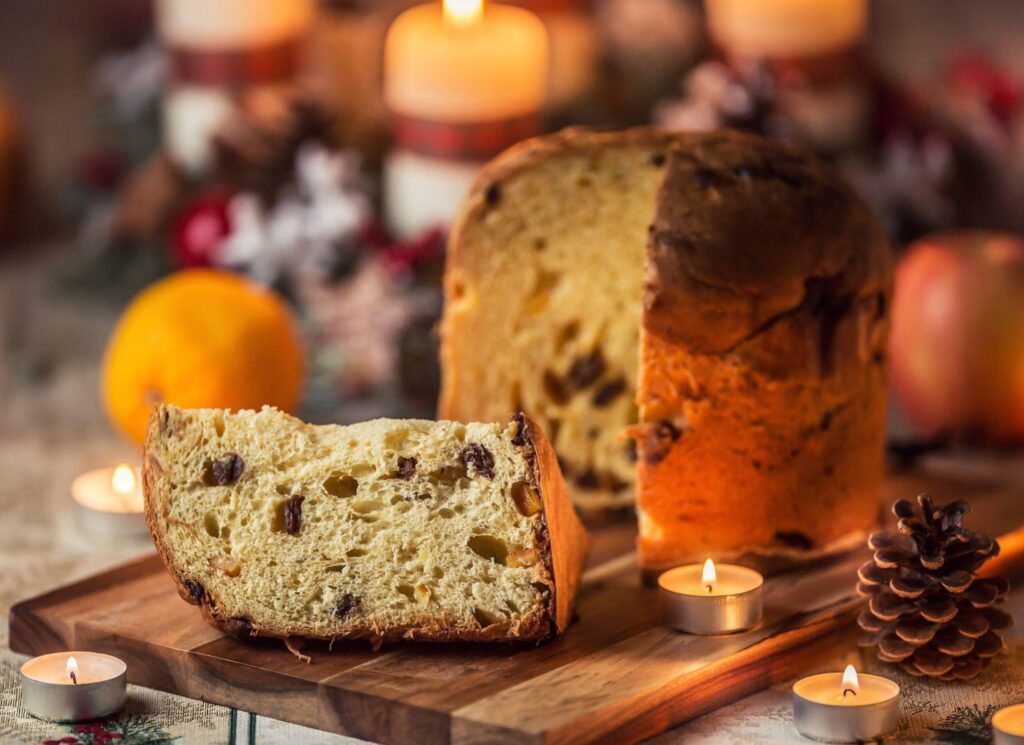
391 112 541 160
167 39 302 86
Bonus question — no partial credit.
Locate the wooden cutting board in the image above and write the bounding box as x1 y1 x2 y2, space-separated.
10 462 1024 745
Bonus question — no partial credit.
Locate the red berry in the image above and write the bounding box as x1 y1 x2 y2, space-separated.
948 51 1022 127
379 227 445 276
170 192 233 269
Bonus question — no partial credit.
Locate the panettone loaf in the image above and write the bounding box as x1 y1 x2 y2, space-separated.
440 127 892 571
441 130 680 511
144 405 588 644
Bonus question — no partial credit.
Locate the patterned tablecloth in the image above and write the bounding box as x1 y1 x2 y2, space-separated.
2 247 1023 745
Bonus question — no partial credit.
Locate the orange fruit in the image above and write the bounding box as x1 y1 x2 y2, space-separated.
102 268 305 444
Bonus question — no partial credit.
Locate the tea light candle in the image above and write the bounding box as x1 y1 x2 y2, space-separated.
993 704 1024 745
383 0 548 236
792 665 900 742
21 652 127 722
658 559 763 635
71 464 148 539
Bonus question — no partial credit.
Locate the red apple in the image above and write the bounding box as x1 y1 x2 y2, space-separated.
890 230 1024 444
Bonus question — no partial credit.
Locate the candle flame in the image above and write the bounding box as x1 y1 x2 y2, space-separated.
702 558 717 593
443 0 483 27
841 664 859 698
111 464 136 495
66 656 79 685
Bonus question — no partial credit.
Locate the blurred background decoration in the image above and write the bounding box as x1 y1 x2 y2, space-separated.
2 0 1024 447
889 231 1024 447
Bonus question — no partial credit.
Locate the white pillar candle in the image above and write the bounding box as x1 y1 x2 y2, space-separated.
994 704 1024 745
705 0 866 59
383 0 548 237
385 0 547 123
658 559 763 635
71 464 149 539
21 652 127 722
792 665 900 742
384 151 484 241
156 0 311 50
700 0 871 154
156 0 313 175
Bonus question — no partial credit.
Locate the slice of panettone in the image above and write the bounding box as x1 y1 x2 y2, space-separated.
144 405 589 644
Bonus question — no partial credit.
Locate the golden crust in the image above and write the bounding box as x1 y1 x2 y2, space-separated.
143 407 587 645
463 127 680 201
519 414 590 634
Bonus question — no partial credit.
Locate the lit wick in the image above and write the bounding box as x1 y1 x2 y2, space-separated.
66 656 79 686
841 664 860 699
702 558 717 594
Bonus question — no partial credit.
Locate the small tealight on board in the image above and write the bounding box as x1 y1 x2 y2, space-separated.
658 559 763 634
792 665 900 743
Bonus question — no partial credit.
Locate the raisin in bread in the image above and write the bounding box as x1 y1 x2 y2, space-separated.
144 405 588 644
440 127 892 573
441 129 681 511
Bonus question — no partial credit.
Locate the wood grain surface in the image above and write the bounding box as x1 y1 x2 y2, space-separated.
10 459 1024 744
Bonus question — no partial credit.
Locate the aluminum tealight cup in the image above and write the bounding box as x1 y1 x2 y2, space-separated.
792 671 900 743
21 652 127 722
658 563 764 635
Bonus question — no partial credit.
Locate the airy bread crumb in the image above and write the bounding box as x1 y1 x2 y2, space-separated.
144 406 588 644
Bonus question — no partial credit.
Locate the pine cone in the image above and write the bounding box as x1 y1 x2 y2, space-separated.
856 494 1012 681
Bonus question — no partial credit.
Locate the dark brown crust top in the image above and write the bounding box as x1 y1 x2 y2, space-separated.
143 406 587 647
645 130 893 369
